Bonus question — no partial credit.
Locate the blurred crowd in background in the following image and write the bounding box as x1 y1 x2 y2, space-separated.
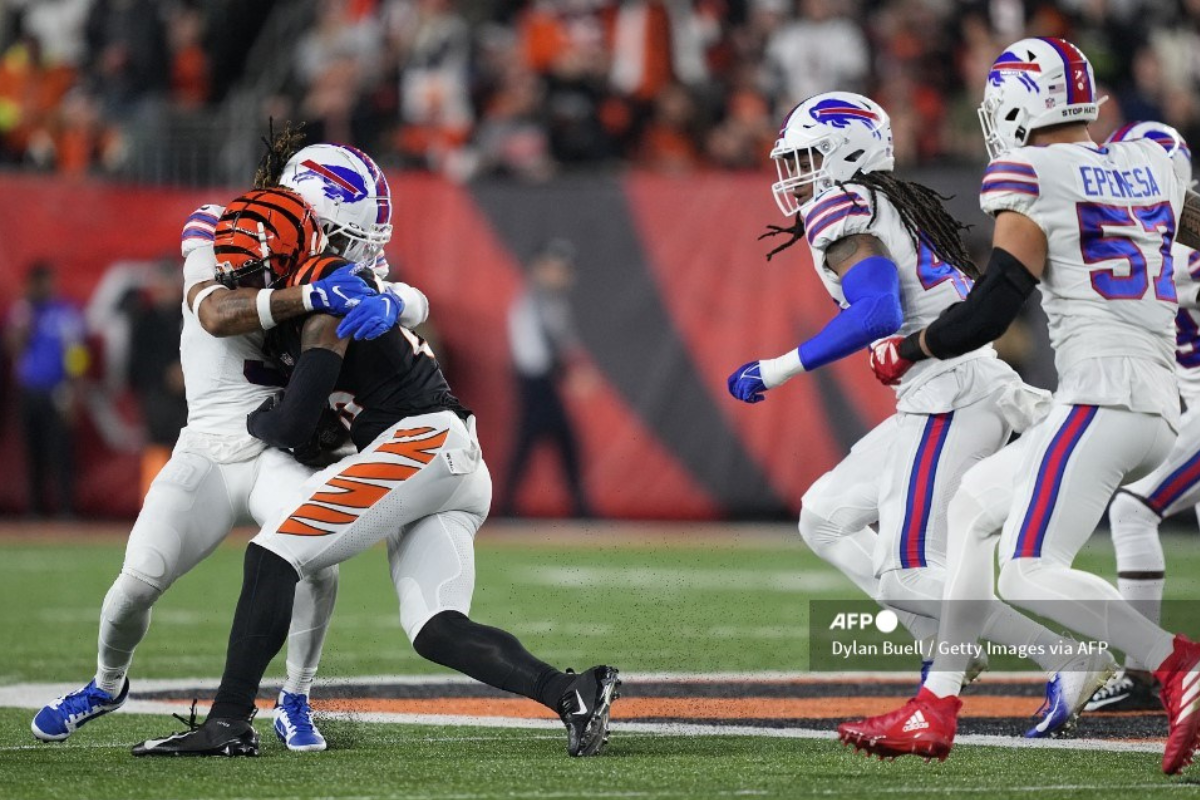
2 0 1199 518
1 0 1199 182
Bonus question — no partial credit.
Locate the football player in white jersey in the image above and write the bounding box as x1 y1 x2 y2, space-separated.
726 92 1100 732
1086 122 1198 712
31 139 423 752
840 38 1200 775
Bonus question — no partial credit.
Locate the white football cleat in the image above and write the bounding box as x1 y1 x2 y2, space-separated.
1026 648 1117 738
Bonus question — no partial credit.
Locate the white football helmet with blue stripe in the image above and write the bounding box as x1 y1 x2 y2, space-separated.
1106 120 1194 187
770 91 894 217
279 143 393 265
979 37 1101 160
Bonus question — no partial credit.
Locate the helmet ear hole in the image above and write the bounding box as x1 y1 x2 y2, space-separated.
1005 108 1020 121
845 149 865 163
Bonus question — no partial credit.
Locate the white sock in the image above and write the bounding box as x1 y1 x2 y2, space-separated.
1118 576 1165 671
282 566 338 698
95 573 161 696
282 664 318 698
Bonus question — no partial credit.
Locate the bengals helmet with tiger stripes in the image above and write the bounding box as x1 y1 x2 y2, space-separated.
213 189 327 288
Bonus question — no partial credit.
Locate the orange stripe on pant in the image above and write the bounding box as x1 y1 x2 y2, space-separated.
375 430 449 464
278 426 451 537
311 477 391 509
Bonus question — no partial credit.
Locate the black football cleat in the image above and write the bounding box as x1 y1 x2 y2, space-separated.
1084 669 1162 713
558 665 621 757
132 711 259 758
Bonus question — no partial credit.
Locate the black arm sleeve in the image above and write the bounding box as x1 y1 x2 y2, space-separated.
897 247 1039 363
247 348 343 449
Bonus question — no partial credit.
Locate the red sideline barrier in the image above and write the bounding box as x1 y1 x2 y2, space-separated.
0 172 892 520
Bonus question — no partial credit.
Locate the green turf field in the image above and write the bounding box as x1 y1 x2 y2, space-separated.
2 522 1199 799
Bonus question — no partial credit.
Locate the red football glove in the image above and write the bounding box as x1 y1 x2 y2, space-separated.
869 336 914 386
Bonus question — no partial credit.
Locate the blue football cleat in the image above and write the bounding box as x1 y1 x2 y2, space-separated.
273 691 326 752
1026 650 1116 738
32 679 129 742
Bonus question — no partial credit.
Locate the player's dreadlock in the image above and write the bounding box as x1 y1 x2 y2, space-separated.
252 119 307 190
759 170 978 279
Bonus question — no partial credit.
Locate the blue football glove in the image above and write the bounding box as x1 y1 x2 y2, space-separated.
727 360 769 404
308 264 379 315
336 289 404 340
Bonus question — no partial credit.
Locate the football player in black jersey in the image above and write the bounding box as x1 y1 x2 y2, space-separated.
132 189 619 759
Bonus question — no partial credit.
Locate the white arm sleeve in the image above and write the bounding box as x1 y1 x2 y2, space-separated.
183 245 219 293
385 281 430 327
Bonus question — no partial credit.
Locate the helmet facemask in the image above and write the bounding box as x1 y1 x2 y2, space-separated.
977 92 1029 161
320 201 392 265
771 138 835 217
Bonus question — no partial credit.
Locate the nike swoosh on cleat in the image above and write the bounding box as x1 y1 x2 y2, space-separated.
140 736 176 749
571 690 588 717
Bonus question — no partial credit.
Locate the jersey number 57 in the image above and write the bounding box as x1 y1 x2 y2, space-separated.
1080 201 1177 302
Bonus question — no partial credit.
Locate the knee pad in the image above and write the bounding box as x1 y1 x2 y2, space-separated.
798 508 838 555
391 513 477 642
997 558 1042 605
875 568 944 619
1108 491 1165 574
102 572 164 623
302 564 339 593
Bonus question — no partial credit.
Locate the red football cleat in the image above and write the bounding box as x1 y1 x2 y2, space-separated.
1154 635 1200 776
837 688 962 762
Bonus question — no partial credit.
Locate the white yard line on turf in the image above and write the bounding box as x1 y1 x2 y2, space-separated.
0 682 1163 755
0 670 1048 697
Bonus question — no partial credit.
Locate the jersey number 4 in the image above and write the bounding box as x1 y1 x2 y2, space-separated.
1079 202 1176 301
916 238 972 298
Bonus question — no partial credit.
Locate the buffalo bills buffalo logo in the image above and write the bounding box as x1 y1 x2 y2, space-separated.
807 98 883 139
294 160 368 204
988 51 1041 93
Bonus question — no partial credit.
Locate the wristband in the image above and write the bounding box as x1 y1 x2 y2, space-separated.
257 289 277 330
759 349 805 389
897 334 927 363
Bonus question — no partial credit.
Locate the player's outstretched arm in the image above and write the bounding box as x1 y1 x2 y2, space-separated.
187 280 309 337
871 211 1044 385
247 314 348 450
189 267 379 338
727 234 902 403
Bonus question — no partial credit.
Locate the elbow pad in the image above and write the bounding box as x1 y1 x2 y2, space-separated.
921 248 1038 360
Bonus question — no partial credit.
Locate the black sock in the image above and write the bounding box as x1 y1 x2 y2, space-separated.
209 543 300 721
412 611 573 711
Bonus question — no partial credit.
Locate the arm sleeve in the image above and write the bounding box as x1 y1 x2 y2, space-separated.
796 255 903 371
183 245 218 293
899 247 1038 362
247 347 343 449
385 281 430 327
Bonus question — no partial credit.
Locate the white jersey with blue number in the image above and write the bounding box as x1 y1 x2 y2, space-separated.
179 238 280 463
980 140 1185 428
1171 242 1200 404
802 182 1006 412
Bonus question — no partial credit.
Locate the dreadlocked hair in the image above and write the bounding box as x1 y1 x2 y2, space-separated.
253 119 307 190
758 215 806 262
851 171 978 279
757 171 977 279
